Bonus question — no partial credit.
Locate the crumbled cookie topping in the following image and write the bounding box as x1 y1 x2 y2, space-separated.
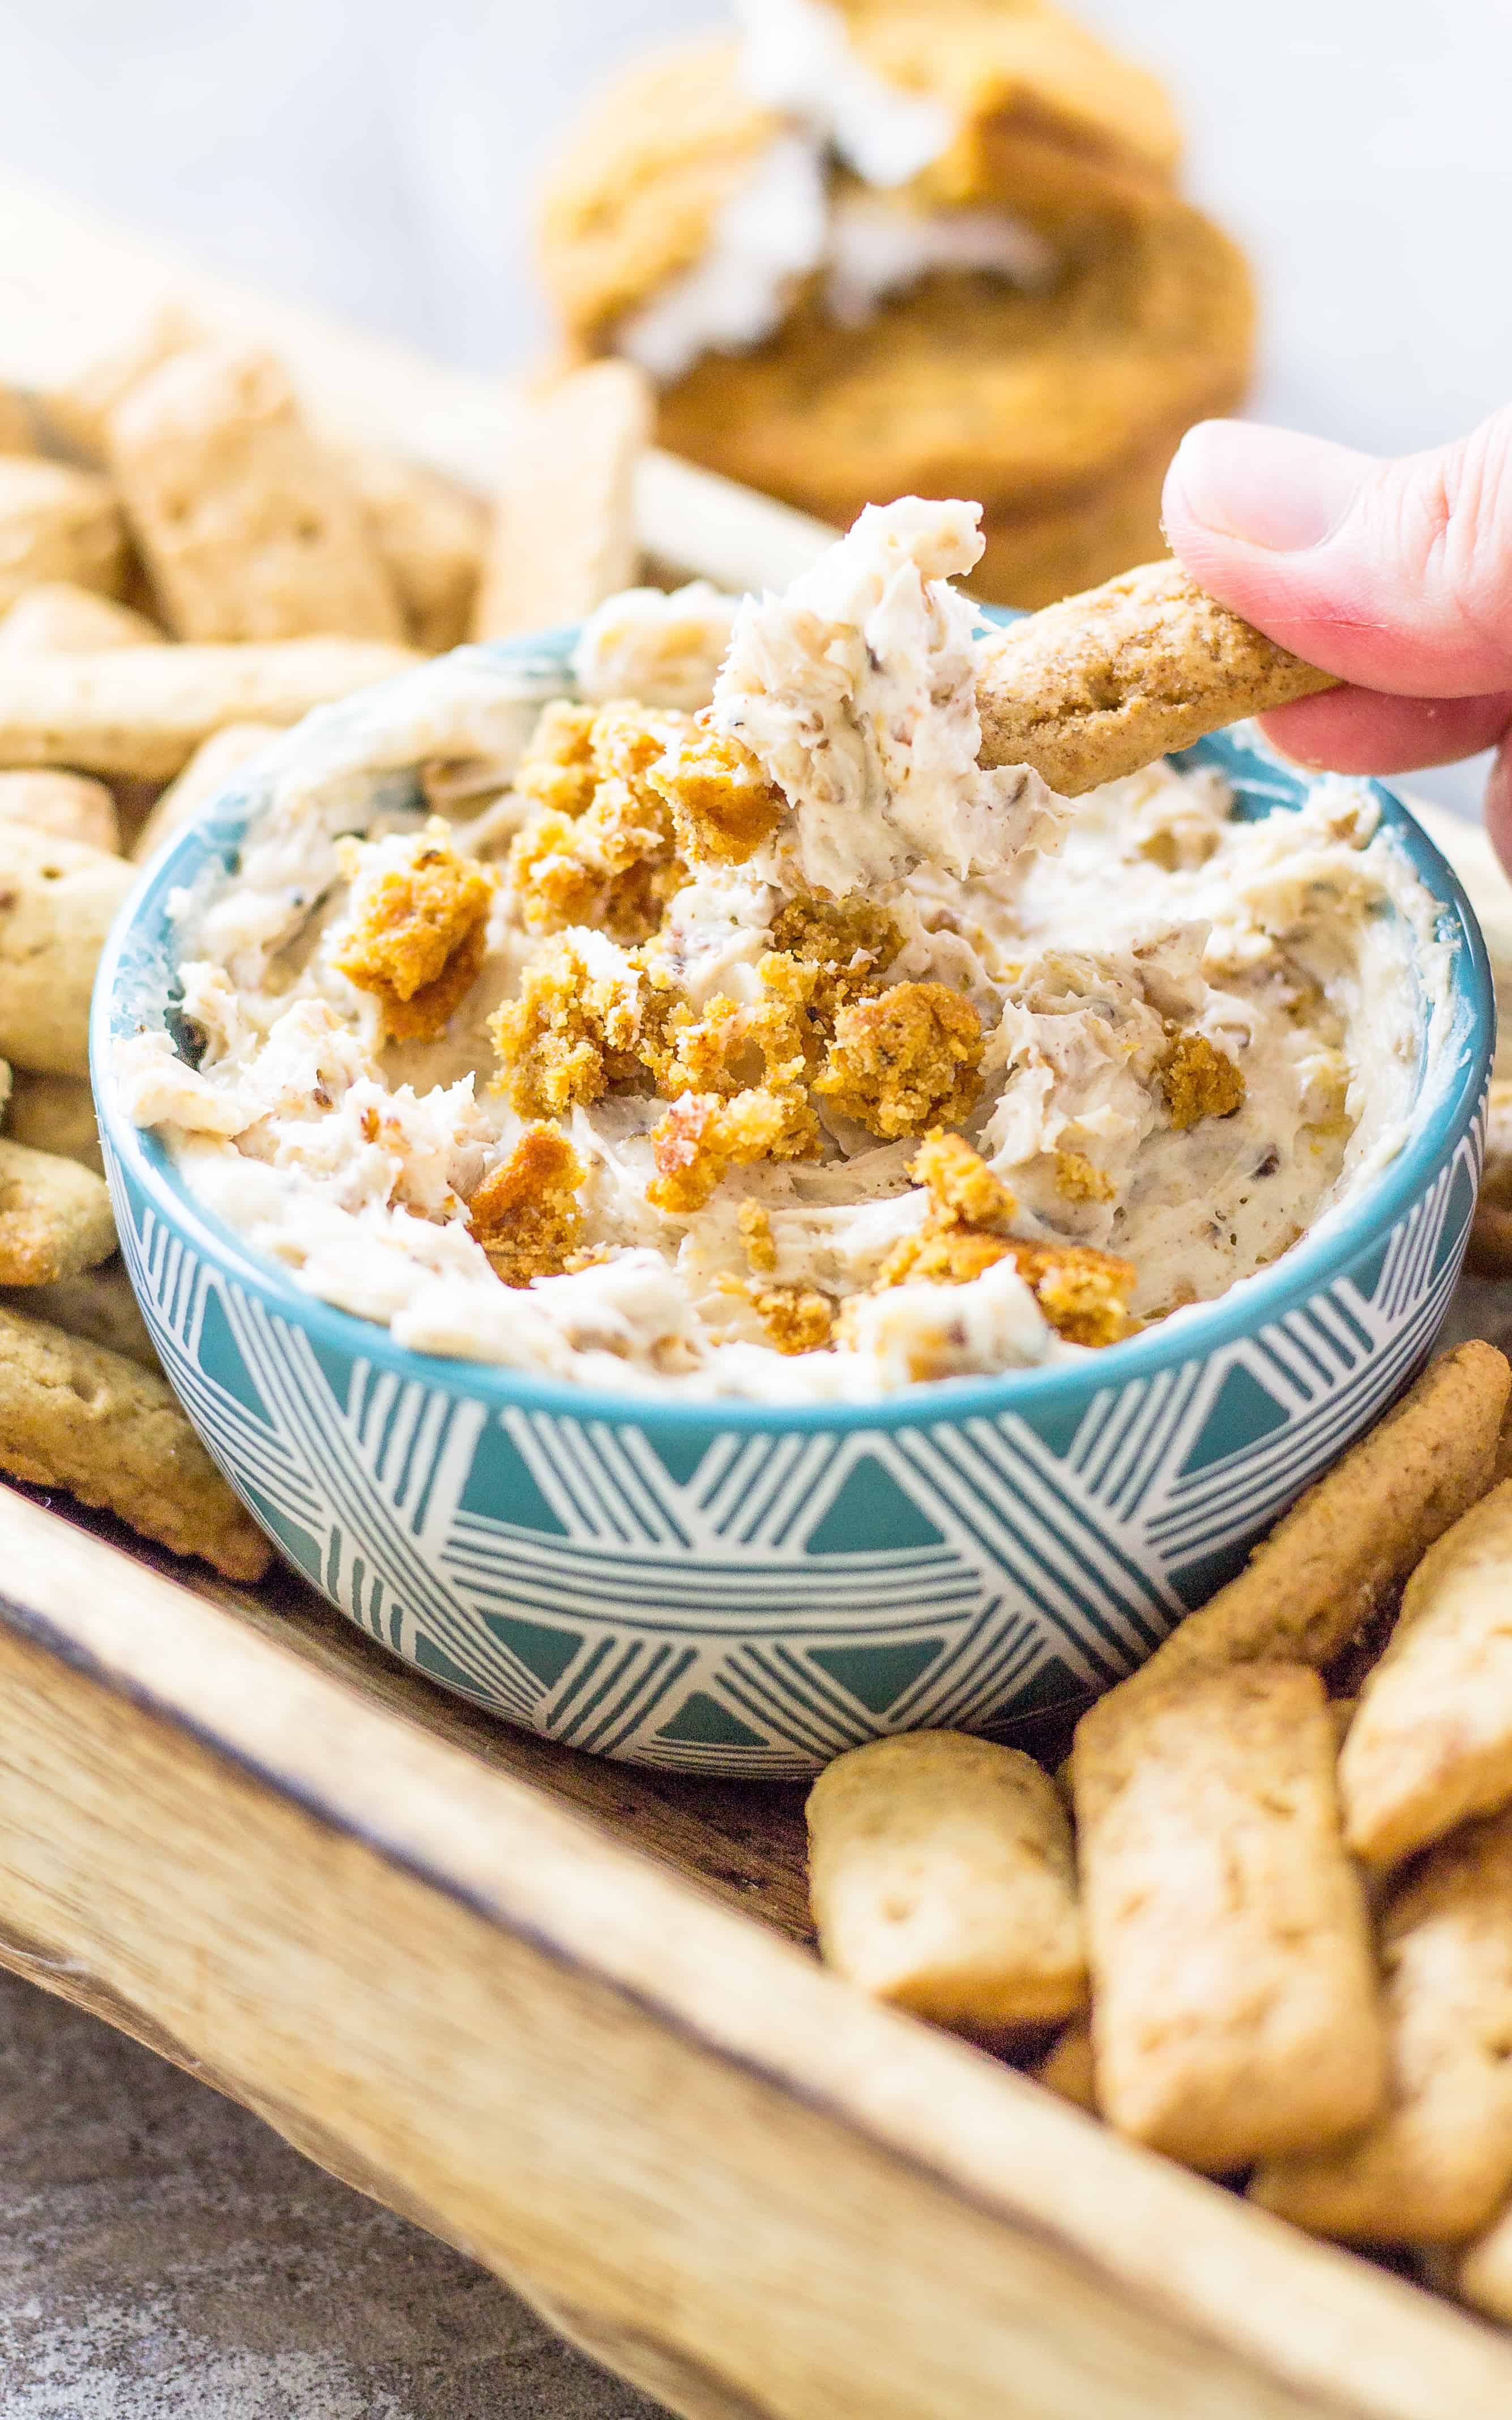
748 1283 835 1356
332 824 495 1042
468 1124 586 1285
1160 1027 1246 1130
489 934 645 1117
858 1132 1134 1349
509 699 685 942
815 981 983 1137
647 714 784 866
647 1083 820 1215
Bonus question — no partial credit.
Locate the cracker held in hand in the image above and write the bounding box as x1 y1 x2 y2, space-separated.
0 1138 116 1285
109 343 406 644
1118 1341 1510 1697
0 636 416 781
1339 1479 1512 1867
473 359 650 642
1073 1661 1385 2173
0 825 134 1078
975 561 1338 795
807 1731 1086 2035
1252 1808 1512 2242
0 1303 268 1580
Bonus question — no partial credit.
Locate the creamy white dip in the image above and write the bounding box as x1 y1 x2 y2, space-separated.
118 502 1449 1403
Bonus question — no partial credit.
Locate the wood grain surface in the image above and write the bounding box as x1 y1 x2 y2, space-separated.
0 1490 1510 2418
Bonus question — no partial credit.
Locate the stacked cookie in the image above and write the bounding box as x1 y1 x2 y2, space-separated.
537 0 1255 607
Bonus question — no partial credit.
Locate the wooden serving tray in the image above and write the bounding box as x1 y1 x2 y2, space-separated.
6 169 1512 2419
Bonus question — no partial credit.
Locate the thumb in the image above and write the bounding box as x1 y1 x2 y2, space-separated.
1163 410 1512 698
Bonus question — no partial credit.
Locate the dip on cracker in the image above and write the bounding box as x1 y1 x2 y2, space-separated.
117 500 1448 1402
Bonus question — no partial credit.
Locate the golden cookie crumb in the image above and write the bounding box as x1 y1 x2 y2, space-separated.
647 1084 819 1215
509 700 685 943
1054 1146 1116 1203
1011 1238 1135 1349
467 1124 586 1286
815 981 984 1138
333 828 494 1042
738 1200 778 1275
647 714 784 865
644 988 810 1102
490 934 645 1118
749 1283 834 1356
911 1130 1016 1229
877 1224 1015 1291
512 700 599 819
759 893 902 1028
1159 1027 1245 1129
865 1129 1133 1347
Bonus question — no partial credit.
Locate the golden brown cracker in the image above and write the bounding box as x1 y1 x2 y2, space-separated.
339 445 487 653
0 770 119 853
109 343 405 642
1118 1343 1511 1698
129 721 280 863
1252 1809 1512 2242
0 636 416 780
1455 2199 1512 2327
654 203 1253 558
0 385 36 455
5 1071 103 1174
0 1262 157 1373
473 360 650 642
0 580 164 654
0 825 134 1078
0 1136 117 1285
975 558 1336 793
37 301 206 463
1339 1480 1512 1868
0 1302 268 1579
1032 2013 1098 2113
0 458 126 613
807 1731 1086 2035
1073 1662 1385 2172
539 39 778 344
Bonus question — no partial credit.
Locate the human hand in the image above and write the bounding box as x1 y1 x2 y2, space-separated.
1161 410 1512 869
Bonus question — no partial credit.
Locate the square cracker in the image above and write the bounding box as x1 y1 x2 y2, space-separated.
1073 1661 1385 2172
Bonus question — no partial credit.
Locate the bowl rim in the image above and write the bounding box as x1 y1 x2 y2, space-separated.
91 640 1495 1440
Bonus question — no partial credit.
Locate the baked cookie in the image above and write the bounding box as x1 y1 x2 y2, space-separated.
655 202 1254 600
776 0 1182 225
540 11 1182 353
540 41 779 352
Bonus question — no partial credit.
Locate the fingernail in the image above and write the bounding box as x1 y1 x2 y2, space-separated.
1169 421 1374 552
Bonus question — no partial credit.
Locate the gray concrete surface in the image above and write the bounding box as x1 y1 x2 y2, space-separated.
0 1963 663 2417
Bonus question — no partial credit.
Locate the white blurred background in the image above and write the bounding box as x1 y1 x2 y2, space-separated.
0 0 1507 806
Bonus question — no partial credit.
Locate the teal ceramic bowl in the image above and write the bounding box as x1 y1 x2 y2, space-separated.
92 635 1494 1775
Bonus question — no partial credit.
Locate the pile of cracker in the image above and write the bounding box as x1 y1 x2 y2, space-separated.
0 312 651 1583
808 1338 1512 2325
537 0 1254 607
